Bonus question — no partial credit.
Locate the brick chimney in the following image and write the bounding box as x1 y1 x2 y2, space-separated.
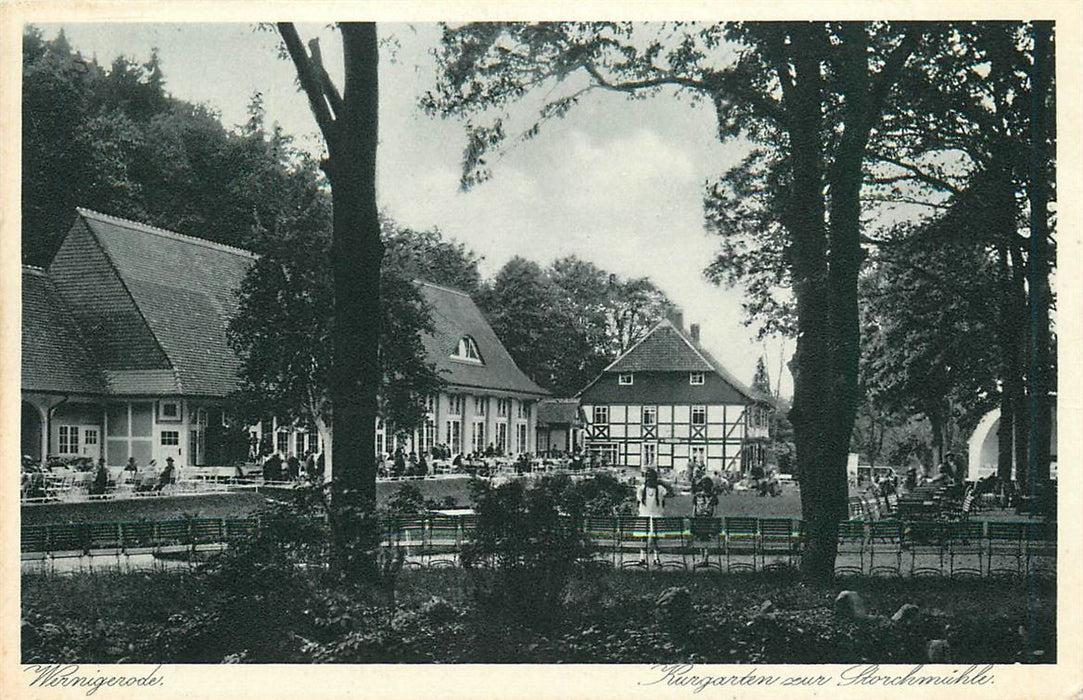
667 309 684 330
690 323 700 345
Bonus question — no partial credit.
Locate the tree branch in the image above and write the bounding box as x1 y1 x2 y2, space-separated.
867 151 964 196
308 37 345 120
583 61 787 124
278 23 337 145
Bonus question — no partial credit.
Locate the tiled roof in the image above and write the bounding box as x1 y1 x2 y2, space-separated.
76 209 254 397
419 281 548 398
606 321 714 373
582 319 767 403
537 398 580 425
22 267 107 395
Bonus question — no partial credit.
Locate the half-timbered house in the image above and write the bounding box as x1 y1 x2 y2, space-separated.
577 317 770 475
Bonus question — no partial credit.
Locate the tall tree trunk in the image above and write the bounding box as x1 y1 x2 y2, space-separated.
780 25 844 581
995 243 1018 483
1008 243 1030 486
279 22 382 581
1026 21 1054 497
326 23 382 580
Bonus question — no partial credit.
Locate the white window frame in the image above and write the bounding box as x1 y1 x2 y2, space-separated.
517 401 530 419
160 430 181 446
474 396 488 416
446 419 463 454
472 420 486 453
691 406 707 426
497 398 510 417
642 406 657 425
593 406 609 425
496 422 509 453
516 422 528 454
453 336 483 363
643 442 657 466
58 425 80 454
449 395 464 416
618 373 634 385
689 372 705 386
158 399 182 422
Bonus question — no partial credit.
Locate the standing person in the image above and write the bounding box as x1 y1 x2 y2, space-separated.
691 476 719 566
637 468 672 567
287 454 301 481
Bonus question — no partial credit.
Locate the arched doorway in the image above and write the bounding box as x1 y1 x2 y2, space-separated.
21 401 44 462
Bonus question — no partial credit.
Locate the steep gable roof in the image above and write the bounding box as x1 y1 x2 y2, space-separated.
418 281 548 398
22 266 107 395
605 320 714 373
580 319 768 403
74 208 255 397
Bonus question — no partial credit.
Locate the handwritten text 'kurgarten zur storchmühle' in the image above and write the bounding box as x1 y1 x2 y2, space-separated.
24 664 164 696
642 663 995 693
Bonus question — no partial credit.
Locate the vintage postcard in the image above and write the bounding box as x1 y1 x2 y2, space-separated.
1 1 1080 699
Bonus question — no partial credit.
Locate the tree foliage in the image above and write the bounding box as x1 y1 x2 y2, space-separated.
480 254 674 396
22 26 296 265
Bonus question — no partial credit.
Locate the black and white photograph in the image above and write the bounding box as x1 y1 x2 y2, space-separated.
3 2 1080 698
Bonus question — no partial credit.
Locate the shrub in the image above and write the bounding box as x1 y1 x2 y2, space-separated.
462 479 593 627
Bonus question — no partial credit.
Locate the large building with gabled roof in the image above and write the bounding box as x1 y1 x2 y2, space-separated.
387 281 549 459
577 315 771 475
21 209 546 469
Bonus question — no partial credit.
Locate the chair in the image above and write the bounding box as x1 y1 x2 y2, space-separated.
48 522 89 557
652 517 691 570
760 518 797 570
582 516 619 568
190 518 226 552
835 520 867 576
689 517 724 571
225 517 259 541
847 497 865 520
424 516 461 568
905 520 946 576
155 520 191 555
119 521 157 556
617 516 650 569
946 521 984 578
868 520 904 576
22 525 48 555
724 517 759 572
86 522 124 555
1024 521 1056 581
389 516 427 568
986 521 1026 578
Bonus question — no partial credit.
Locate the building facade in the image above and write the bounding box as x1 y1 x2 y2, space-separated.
22 209 255 469
21 210 545 469
578 319 770 475
382 281 548 459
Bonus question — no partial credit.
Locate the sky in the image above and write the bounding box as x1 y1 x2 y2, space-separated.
36 21 795 397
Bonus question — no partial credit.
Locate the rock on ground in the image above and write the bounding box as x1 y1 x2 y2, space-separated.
833 590 868 620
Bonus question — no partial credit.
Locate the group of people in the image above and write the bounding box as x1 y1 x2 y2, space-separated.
262 450 323 483
635 467 726 568
20 455 176 499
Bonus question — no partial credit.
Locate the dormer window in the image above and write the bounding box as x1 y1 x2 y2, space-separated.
618 373 634 386
453 336 483 363
689 372 705 386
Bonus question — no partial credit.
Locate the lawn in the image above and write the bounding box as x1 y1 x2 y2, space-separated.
21 477 800 526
